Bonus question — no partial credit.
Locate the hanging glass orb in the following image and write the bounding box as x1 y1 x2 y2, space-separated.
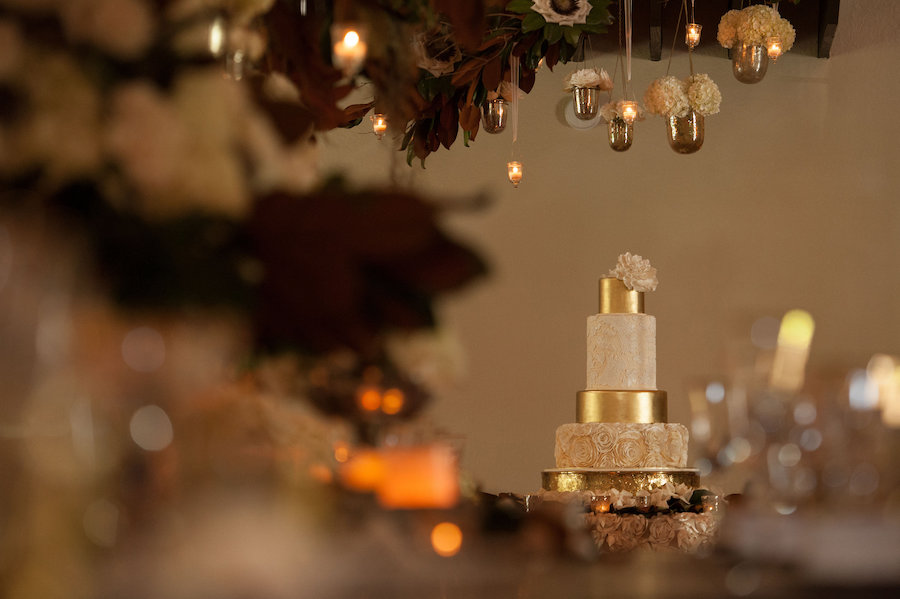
507 161 523 188
481 99 508 134
732 42 769 84
572 87 600 120
766 36 783 61
608 117 633 152
371 113 388 139
620 101 639 124
685 23 702 49
666 108 704 154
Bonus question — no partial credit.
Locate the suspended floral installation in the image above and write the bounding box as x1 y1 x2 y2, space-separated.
600 0 644 152
564 67 613 120
717 4 797 83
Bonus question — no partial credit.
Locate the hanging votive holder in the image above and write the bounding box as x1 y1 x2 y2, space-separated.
482 99 508 134
507 161 523 188
667 108 704 154
732 42 769 84
620 101 639 124
572 87 600 120
608 117 633 152
371 113 388 139
766 36 783 61
331 23 367 76
685 23 702 49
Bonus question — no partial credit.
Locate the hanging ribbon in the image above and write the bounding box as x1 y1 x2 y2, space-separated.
510 54 519 146
624 0 632 86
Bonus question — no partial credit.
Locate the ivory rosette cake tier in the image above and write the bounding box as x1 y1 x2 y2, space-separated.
540 253 715 552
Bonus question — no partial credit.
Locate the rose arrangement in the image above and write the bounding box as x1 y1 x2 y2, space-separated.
717 4 796 51
563 67 613 92
643 74 722 119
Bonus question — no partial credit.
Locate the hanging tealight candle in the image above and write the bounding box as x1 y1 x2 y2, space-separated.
685 23 702 49
331 23 367 76
766 36 783 61
507 161 523 188
208 15 226 57
371 113 388 139
621 101 638 124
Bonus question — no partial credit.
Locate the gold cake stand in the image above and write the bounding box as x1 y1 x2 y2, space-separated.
542 468 700 495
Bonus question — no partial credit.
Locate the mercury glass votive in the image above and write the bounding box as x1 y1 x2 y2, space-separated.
590 495 612 513
507 161 523 187
685 23 702 49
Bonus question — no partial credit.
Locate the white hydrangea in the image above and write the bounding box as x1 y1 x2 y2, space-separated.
718 5 796 52
642 75 689 118
687 73 721 116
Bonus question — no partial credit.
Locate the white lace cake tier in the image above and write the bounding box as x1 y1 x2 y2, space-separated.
555 422 689 469
586 313 656 390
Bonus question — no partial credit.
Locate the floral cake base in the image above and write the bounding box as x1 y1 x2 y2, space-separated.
587 512 718 552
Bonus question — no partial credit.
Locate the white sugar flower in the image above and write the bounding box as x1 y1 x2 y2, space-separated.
643 75 689 118
687 73 721 116
531 0 592 28
608 252 658 292
563 67 612 92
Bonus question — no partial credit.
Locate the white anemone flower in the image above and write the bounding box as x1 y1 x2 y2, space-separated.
531 0 592 27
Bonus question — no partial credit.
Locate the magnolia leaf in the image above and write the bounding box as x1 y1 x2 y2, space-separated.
544 41 560 70
586 1 612 25
543 23 562 44
521 12 545 33
482 56 502 92
506 0 534 14
563 26 581 47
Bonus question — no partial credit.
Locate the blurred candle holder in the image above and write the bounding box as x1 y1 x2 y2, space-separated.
766 36 783 61
590 495 611 513
621 101 638 124
371 113 388 139
331 23 367 76
685 23 702 49
507 161 523 188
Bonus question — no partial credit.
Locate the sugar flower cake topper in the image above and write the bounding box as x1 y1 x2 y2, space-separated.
609 252 658 292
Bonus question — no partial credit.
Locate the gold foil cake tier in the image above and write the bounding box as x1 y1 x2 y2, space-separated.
542 468 700 494
599 277 643 314
576 390 667 423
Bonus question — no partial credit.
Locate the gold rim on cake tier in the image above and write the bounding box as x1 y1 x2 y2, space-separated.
542 468 699 494
576 390 667 423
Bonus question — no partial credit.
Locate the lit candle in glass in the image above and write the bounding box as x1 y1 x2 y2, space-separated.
376 445 459 509
208 15 226 57
331 23 367 75
591 495 611 513
371 113 388 139
767 36 783 61
685 23 702 49
621 101 638 124
507 161 523 187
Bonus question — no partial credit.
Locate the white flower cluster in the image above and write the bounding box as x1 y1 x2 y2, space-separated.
717 5 796 51
412 28 462 77
487 81 524 102
642 74 721 118
600 100 645 123
608 252 658 292
563 67 613 92
531 0 593 27
587 512 718 552
0 1 318 220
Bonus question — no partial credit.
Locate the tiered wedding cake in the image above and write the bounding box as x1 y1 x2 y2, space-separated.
541 253 717 552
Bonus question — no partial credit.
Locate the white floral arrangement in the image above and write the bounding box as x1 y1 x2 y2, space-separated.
717 5 796 51
600 100 645 123
588 512 718 552
412 27 462 77
643 73 721 118
608 252 658 292
532 0 593 27
563 67 613 92
486 81 525 102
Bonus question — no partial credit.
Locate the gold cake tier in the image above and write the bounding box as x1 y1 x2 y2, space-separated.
599 277 643 314
576 390 668 423
542 468 700 494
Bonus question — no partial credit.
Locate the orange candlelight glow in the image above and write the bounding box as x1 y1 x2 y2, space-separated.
431 522 463 557
507 161 523 188
331 24 367 75
357 386 382 411
339 449 386 491
685 23 701 49
371 113 388 139
376 445 459 509
381 388 404 415
621 101 638 124
767 36 783 61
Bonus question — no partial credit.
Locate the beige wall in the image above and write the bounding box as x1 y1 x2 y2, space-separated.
319 0 900 493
